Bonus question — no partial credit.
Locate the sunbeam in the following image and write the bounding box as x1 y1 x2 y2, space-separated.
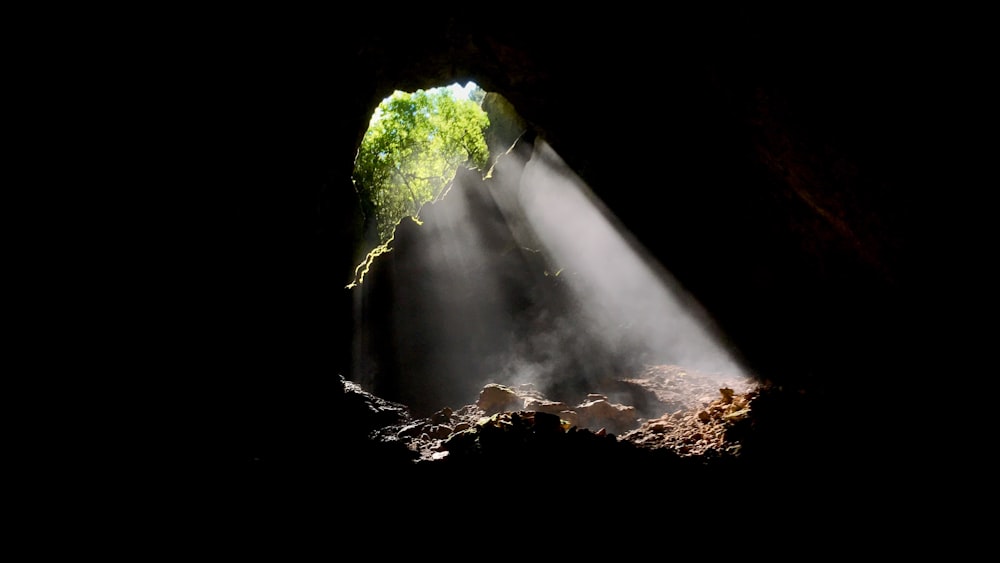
351 88 752 418
520 139 750 383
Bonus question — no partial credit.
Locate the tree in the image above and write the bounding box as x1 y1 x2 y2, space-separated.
352 87 491 244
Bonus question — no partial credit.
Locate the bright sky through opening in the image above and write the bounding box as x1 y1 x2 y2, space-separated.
368 82 478 126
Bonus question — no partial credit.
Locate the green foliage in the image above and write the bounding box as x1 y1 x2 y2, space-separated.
352 86 491 243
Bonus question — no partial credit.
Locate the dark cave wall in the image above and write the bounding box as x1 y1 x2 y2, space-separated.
192 9 942 467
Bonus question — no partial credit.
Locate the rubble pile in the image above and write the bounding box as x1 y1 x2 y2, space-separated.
367 365 760 464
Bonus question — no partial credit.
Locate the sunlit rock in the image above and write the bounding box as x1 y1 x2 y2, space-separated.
522 397 569 415
477 383 522 415
575 398 637 434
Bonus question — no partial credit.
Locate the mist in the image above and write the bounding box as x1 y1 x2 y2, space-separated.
513 139 750 388
353 133 751 415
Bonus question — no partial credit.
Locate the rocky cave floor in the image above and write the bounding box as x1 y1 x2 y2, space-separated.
354 364 768 473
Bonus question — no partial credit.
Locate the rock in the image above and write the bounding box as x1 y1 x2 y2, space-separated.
477 383 522 415
426 424 453 439
522 397 570 415
558 410 579 428
396 421 427 438
341 376 411 431
723 408 750 422
575 399 637 434
430 407 453 424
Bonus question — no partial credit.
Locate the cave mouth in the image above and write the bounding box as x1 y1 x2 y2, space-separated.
348 80 491 288
348 80 756 434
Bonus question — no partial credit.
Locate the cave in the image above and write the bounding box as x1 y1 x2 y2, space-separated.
148 8 970 540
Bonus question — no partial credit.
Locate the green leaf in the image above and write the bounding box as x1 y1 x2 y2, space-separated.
352 85 491 244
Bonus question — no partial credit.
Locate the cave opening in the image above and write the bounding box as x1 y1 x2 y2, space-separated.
346 80 756 443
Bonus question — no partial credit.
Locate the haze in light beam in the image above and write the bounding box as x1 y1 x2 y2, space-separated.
351 125 751 414
519 139 750 382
